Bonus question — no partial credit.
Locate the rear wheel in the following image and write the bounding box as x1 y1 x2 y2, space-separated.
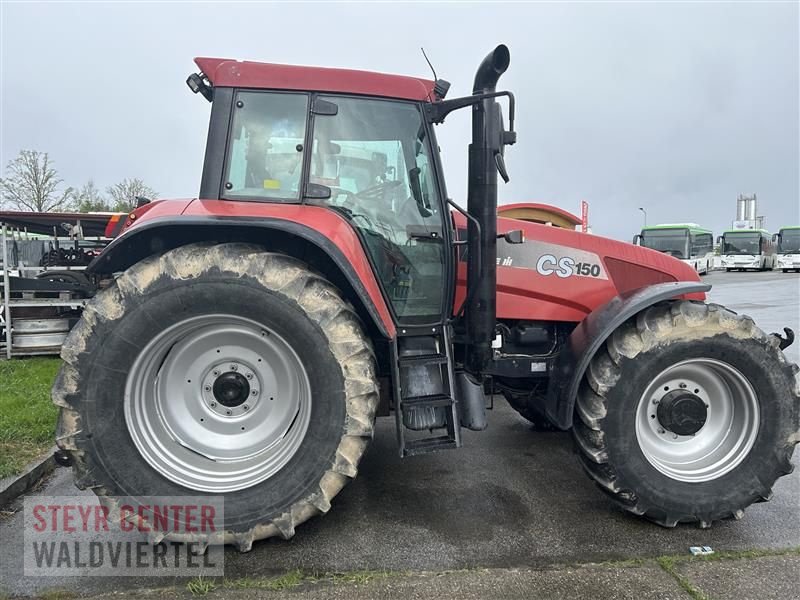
573 301 799 527
53 243 379 550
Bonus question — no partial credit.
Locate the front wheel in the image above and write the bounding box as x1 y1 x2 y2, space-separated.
53 243 379 550
573 301 799 527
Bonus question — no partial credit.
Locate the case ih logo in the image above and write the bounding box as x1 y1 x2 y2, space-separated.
23 496 224 576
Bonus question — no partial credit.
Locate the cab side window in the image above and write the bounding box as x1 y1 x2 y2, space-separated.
223 92 309 201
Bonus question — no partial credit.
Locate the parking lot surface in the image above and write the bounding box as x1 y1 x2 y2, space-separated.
0 270 798 598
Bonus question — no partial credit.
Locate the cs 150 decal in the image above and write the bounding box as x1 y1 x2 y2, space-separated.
497 239 608 280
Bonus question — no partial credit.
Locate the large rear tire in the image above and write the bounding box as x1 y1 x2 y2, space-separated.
53 243 379 550
573 301 799 527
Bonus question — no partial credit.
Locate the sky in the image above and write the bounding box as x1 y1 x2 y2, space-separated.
1 1 798 241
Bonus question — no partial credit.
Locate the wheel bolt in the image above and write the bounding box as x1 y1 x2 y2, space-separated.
652 399 660 404
243 405 249 410
672 434 678 439
251 390 258 396
226 410 232 415
679 382 687 389
657 428 665 434
212 370 219 377
246 373 253 380
204 385 211 392
230 364 238 371
210 402 217 408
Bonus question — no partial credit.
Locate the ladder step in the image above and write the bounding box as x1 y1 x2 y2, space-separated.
403 436 459 457
401 394 454 409
398 353 448 366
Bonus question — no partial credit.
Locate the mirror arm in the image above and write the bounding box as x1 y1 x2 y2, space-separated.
425 91 515 133
447 199 482 321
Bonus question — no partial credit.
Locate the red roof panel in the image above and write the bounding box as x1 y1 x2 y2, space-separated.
194 57 436 102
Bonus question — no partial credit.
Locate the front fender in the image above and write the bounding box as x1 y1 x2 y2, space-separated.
545 281 711 430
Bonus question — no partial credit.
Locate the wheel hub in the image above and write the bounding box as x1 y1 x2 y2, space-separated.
656 389 707 436
213 371 251 407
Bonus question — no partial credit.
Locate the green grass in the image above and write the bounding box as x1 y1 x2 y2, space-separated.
37 590 78 600
224 570 304 591
223 569 397 591
186 576 217 596
656 556 710 600
0 357 61 478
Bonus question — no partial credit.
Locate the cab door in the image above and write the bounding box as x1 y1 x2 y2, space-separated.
308 95 452 326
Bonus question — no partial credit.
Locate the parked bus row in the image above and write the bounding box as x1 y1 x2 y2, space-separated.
633 223 799 273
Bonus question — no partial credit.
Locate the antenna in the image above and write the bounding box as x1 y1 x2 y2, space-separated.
421 47 437 81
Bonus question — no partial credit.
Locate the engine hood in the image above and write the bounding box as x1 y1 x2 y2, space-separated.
454 213 704 323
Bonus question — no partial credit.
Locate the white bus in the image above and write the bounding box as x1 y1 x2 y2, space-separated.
719 229 776 271
634 223 714 275
774 226 800 273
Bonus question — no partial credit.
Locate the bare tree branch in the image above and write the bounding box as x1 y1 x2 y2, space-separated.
106 178 158 212
75 180 111 212
0 150 75 212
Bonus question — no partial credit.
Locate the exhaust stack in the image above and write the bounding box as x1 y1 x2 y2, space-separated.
465 45 511 374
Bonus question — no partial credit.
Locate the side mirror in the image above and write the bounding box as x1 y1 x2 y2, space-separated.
716 235 723 244
773 233 780 243
632 234 642 246
304 182 331 200
499 229 524 244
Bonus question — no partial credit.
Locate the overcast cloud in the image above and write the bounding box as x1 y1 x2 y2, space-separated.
1 1 797 240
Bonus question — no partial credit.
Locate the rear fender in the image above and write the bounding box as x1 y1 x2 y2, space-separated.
88 216 395 339
545 281 711 430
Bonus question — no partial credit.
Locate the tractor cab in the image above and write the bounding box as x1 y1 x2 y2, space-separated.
189 49 517 455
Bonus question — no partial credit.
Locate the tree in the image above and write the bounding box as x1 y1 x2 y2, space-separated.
0 150 75 212
106 178 158 212
75 180 111 212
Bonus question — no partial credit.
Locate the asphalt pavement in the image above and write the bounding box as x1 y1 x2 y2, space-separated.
1 270 798 598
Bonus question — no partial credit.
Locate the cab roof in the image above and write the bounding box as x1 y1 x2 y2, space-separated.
194 57 436 102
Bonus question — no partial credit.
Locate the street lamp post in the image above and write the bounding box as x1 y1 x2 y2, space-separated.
639 207 647 227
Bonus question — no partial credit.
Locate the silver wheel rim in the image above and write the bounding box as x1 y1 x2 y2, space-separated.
635 358 759 483
125 314 311 493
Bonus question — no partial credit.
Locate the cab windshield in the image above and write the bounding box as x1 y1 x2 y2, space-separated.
641 229 689 259
723 233 761 255
778 230 800 254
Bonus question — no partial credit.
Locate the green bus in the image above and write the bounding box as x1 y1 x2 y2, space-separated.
774 226 800 273
634 223 714 275
718 229 776 271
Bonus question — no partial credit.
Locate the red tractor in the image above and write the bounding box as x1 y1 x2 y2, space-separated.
53 46 798 550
